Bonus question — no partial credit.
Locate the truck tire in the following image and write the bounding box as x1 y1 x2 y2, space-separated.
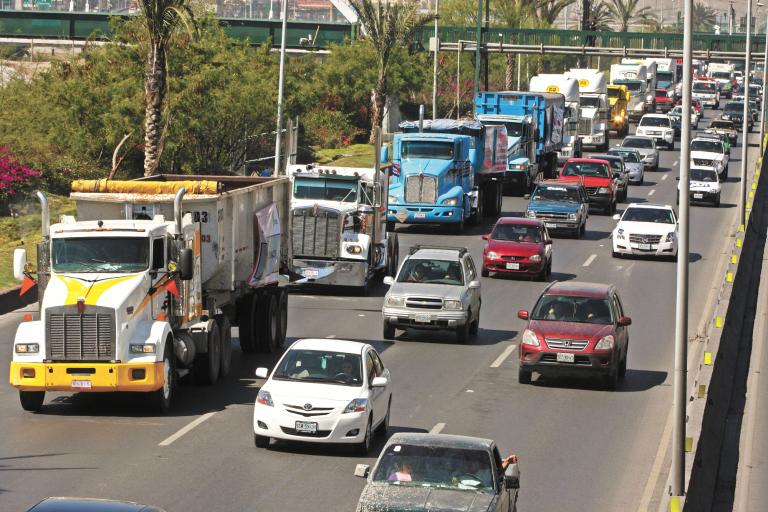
387 234 399 277
150 338 174 412
256 293 279 353
215 315 232 379
19 391 45 412
386 221 395 232
237 294 258 353
195 323 221 385
276 290 288 350
451 216 465 235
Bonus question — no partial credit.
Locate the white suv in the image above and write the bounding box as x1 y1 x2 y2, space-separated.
636 114 675 150
678 165 721 207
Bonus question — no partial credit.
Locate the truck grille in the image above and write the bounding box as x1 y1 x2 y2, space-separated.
545 338 589 351
292 207 340 259
629 234 663 244
585 186 599 195
46 306 116 361
405 175 438 204
693 158 714 166
578 119 592 135
405 297 443 309
535 212 570 220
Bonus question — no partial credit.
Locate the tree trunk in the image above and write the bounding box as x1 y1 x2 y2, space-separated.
369 74 386 145
505 53 515 90
143 42 167 177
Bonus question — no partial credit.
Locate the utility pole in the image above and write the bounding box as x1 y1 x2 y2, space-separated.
432 0 440 120
273 0 288 176
760 7 768 151
730 0 735 34
672 0 693 499
473 0 482 101
483 0 490 92
741 0 753 229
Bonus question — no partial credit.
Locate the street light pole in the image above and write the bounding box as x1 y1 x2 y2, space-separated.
473 0 482 100
760 8 768 151
741 0 753 228
672 0 693 498
432 0 440 120
273 0 288 176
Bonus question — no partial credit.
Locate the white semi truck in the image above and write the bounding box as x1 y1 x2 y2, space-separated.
565 69 609 151
610 63 650 121
286 163 398 293
529 74 582 162
10 176 291 413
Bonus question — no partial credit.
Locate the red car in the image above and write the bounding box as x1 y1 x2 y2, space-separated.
517 281 631 389
678 97 703 115
557 158 617 214
654 88 673 112
481 217 553 280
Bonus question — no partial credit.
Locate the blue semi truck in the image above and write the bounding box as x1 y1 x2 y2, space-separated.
384 119 507 233
475 91 566 193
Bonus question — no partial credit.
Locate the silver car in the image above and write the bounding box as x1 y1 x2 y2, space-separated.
382 246 481 343
620 135 659 172
608 147 645 184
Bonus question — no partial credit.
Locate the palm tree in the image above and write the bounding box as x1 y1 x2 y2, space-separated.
536 0 576 25
350 0 433 143
587 1 615 31
494 1 538 89
138 0 195 177
692 1 717 32
604 0 657 32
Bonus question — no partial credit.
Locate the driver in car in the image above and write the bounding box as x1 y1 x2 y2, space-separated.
338 358 361 383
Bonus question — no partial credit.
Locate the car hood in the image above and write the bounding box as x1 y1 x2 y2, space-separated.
388 282 465 300
625 147 655 157
358 483 495 512
623 162 643 172
527 320 613 341
486 239 544 256
264 380 363 405
690 151 724 161
528 199 580 213
616 220 676 235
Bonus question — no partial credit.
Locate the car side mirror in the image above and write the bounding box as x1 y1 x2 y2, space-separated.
482 234 489 240
504 463 521 490
618 316 632 327
613 172 620 179
523 194 531 200
13 248 28 282
612 214 621 221
354 464 371 478
517 310 529 320
545 239 553 245
371 376 388 388
255 367 269 379
675 177 680 181
469 280 481 289
383 276 394 286
179 248 193 281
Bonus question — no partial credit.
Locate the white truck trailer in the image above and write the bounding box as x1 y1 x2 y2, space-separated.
565 69 609 151
610 63 650 121
10 176 291 413
286 163 398 293
529 74 582 162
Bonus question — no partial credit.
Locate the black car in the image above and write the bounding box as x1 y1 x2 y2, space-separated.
355 433 521 512
27 498 166 512
721 101 753 132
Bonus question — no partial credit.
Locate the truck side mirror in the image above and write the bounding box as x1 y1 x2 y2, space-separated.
380 146 389 164
179 248 193 281
13 248 28 282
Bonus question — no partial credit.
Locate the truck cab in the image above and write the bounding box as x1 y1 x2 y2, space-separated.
607 84 630 137
565 69 610 151
610 63 650 121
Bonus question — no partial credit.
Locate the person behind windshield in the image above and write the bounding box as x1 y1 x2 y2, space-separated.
580 300 611 323
388 462 413 482
338 358 360 383
405 262 427 283
443 263 462 282
545 301 569 321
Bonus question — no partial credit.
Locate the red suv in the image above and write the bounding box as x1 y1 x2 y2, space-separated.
654 88 673 112
517 281 631 389
557 158 617 214
481 217 553 280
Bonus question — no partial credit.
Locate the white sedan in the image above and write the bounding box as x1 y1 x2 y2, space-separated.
611 203 678 259
253 338 392 454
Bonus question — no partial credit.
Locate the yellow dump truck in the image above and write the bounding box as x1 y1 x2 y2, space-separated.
607 84 630 137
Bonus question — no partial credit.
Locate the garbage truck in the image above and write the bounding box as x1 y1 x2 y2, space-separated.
10 175 291 413
528 74 582 162
565 69 610 151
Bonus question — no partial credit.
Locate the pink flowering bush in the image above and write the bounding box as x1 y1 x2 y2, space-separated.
0 147 41 216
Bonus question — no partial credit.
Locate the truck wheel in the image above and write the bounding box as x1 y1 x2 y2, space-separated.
215 315 232 379
276 290 288 349
451 216 465 235
256 293 279 353
387 234 399 277
518 367 532 385
237 294 258 353
386 221 395 232
195 323 221 385
19 391 45 412
383 321 396 340
254 434 270 448
150 338 174 412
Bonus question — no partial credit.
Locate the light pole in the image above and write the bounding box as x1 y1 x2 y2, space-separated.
672 0 693 498
760 3 768 151
473 0 482 100
273 0 288 176
432 0 440 120
740 0 753 228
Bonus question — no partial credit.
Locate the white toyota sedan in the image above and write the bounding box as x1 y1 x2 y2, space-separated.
611 203 678 259
253 338 392 454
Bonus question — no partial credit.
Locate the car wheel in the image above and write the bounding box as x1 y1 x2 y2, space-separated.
254 434 270 448
383 322 396 340
481 267 489 278
714 195 721 207
518 367 532 384
612 250 620 258
376 398 391 436
19 391 45 412
456 318 471 344
357 417 372 455
536 266 547 282
580 222 586 237
640 175 644 185
619 348 628 378
668 140 675 150
604 368 619 390
469 310 480 336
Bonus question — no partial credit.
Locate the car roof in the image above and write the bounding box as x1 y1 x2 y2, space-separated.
623 135 653 141
589 153 622 161
384 432 494 451
288 338 368 355
544 281 613 298
409 248 463 261
564 158 610 164
624 202 674 211
28 498 164 512
642 113 669 118
609 147 641 154
692 137 722 143
495 216 544 227
690 165 718 172
536 179 584 188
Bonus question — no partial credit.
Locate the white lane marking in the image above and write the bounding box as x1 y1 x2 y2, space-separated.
490 344 518 368
673 160 679 166
358 314 365 317
159 412 217 447
648 189 656 196
326 334 337 338
661 174 668 181
582 254 597 267
466 389 475 393
430 422 446 434
636 407 674 512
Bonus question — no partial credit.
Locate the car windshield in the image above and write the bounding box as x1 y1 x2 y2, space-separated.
622 207 675 224
710 121 733 129
691 169 718 182
397 258 464 285
609 150 640 163
711 72 731 79
623 138 653 149
590 156 621 173
561 161 610 178
531 295 614 324
532 184 582 202
372 444 495 492
491 223 543 242
691 140 722 153
52 237 149 273
724 102 743 114
693 82 716 92
640 117 671 127
294 177 357 202
401 141 454 160
272 350 363 386
614 80 643 92
580 96 601 107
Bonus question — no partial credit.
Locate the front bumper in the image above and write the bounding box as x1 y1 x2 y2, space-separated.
535 217 581 232
519 349 616 377
388 205 463 224
579 133 605 146
382 307 468 330
638 132 674 145
9 361 164 392
253 403 368 444
641 158 657 169
689 190 720 203
628 168 643 182
586 193 613 206
483 256 545 275
613 237 677 257
291 258 368 287
695 96 718 107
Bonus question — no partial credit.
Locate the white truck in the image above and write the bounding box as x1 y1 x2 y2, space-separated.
610 63 650 121
622 59 658 110
565 69 609 151
708 62 736 99
647 58 678 99
528 74 582 162
286 163 398 293
10 176 291 413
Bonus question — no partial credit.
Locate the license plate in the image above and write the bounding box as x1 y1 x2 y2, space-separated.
303 268 319 278
71 380 92 389
556 353 575 363
545 222 557 229
415 213 426 219
415 313 431 323
506 262 520 270
693 193 703 199
637 243 652 250
295 421 317 433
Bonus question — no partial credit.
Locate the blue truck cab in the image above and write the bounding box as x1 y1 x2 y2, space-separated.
525 180 589 239
385 119 505 233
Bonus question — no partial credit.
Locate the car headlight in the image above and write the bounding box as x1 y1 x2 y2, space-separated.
521 329 540 347
595 334 615 350
345 245 363 255
665 232 676 242
529 254 542 262
526 210 536 218
15 343 39 354
442 197 459 206
444 299 463 310
256 389 274 407
388 195 398 204
129 344 156 354
598 187 611 194
385 295 405 307
616 228 625 240
568 213 577 220
343 398 368 414
486 251 500 259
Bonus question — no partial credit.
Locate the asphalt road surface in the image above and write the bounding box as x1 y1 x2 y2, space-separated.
0 108 759 512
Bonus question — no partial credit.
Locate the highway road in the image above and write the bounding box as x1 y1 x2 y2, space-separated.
0 108 760 512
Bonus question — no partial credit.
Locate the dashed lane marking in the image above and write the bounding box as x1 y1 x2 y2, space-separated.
673 160 679 166
583 254 597 267
490 344 518 368
648 189 656 196
430 422 446 434
661 174 668 181
159 412 217 447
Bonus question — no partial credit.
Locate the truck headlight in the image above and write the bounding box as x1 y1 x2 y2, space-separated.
345 245 363 255
598 187 611 194
442 197 459 205
568 213 577 220
343 398 368 414
385 295 405 307
595 335 615 350
614 115 624 122
512 164 527 170
15 343 39 354
526 210 536 218
665 232 676 242
444 300 463 310
130 344 156 354
486 251 500 259
256 389 274 407
529 254 542 262
388 195 398 204
521 329 540 347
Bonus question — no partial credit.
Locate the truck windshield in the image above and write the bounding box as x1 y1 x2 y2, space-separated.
531 185 581 202
294 177 358 202
397 259 463 285
656 71 673 84
607 88 622 98
613 80 643 92
505 122 525 137
711 72 731 80
561 161 610 178
693 82 716 92
372 444 495 492
580 97 601 107
531 295 614 324
52 237 148 273
401 141 454 160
